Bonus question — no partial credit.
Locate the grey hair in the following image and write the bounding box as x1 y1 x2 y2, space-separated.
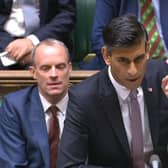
31 39 70 65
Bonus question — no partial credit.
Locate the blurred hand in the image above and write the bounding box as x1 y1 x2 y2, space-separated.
6 38 34 65
19 53 33 66
161 75 168 97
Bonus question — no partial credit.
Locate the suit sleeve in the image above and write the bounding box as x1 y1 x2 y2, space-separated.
91 0 119 62
0 0 76 51
146 60 168 167
0 97 28 168
57 90 110 168
35 0 76 42
157 61 168 167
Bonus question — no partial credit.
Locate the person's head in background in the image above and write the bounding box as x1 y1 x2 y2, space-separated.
30 39 72 104
102 15 150 90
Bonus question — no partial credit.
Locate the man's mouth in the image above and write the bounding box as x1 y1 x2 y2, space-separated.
128 77 139 82
48 82 62 86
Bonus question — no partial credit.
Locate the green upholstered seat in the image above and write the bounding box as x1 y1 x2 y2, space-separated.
72 0 96 63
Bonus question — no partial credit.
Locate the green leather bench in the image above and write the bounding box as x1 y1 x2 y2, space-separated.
72 0 96 63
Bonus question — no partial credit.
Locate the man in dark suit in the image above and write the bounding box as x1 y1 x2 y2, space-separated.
0 39 72 167
0 0 76 69
80 0 168 70
57 15 168 168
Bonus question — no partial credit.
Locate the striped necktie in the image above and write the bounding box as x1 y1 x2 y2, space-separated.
140 0 166 59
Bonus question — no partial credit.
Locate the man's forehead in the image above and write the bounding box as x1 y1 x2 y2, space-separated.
116 53 146 60
35 45 67 58
111 42 146 56
36 44 60 52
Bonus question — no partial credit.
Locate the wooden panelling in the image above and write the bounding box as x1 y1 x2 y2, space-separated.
0 70 98 96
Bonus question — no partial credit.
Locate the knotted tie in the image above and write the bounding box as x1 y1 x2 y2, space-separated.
48 105 60 168
141 0 166 59
129 90 145 168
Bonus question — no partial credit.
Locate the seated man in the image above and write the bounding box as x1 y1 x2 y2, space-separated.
0 39 72 167
57 15 168 168
0 0 76 69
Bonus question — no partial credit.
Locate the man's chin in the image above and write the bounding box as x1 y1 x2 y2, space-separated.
48 91 62 96
125 80 142 90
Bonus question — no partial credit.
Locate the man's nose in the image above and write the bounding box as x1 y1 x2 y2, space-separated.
50 67 57 77
128 62 138 76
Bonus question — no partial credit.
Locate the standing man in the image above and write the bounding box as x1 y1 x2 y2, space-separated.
0 39 72 167
81 0 168 70
57 15 168 167
0 0 76 69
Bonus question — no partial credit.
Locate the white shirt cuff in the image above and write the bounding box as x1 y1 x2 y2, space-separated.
26 34 40 46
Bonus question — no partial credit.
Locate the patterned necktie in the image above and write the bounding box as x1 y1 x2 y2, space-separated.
48 105 60 168
129 90 145 168
141 0 166 59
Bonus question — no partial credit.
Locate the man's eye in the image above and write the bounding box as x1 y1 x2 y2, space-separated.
135 55 145 63
117 58 129 64
40 66 50 71
57 64 66 69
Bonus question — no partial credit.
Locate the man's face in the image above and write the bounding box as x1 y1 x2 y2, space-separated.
102 41 149 90
30 44 72 103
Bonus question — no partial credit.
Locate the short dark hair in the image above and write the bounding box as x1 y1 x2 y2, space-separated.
103 15 148 54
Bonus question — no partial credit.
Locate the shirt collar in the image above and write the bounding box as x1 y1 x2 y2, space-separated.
108 66 142 101
39 92 69 116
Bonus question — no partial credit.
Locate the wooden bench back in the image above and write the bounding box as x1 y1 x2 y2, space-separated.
0 70 98 97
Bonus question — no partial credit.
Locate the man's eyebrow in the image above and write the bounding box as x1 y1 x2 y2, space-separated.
134 53 146 59
137 53 145 57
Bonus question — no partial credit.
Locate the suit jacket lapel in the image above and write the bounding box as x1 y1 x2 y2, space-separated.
0 0 12 25
3 0 12 11
121 0 138 17
27 86 50 167
98 67 160 158
39 0 48 25
99 69 131 157
160 1 168 49
142 79 159 148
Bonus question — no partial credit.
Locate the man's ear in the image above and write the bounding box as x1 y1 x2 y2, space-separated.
146 42 150 60
101 46 111 65
29 66 37 80
68 62 72 73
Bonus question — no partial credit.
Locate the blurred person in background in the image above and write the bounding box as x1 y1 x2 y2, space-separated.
81 0 168 70
0 0 76 69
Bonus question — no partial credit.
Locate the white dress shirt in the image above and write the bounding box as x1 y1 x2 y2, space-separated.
108 66 153 167
39 92 69 138
4 0 40 45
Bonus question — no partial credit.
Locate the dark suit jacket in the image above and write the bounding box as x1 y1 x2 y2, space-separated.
57 60 168 168
0 0 76 51
88 0 168 69
0 85 51 167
